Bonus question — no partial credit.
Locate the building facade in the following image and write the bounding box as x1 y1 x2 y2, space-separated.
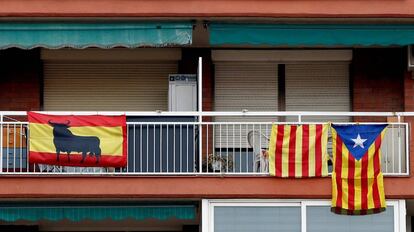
0 0 413 231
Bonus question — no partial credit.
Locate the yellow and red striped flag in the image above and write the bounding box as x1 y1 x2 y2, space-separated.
268 124 328 178
28 112 127 167
331 124 387 215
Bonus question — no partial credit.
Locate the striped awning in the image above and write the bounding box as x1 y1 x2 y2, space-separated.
0 22 192 49
210 23 414 46
0 203 196 222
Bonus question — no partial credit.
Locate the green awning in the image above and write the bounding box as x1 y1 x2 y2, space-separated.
0 204 196 222
0 22 192 49
210 23 414 46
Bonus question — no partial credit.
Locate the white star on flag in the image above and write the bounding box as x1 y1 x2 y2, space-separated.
351 134 367 148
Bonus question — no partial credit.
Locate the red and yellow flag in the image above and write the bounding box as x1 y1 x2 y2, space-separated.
28 112 127 167
269 124 328 178
331 124 387 215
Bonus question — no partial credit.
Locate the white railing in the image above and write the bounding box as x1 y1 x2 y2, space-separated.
126 122 198 174
201 122 409 176
0 111 410 176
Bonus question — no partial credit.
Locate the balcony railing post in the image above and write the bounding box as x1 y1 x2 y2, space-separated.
406 123 410 175
198 57 203 173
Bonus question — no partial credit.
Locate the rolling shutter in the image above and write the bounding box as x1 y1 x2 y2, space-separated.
214 62 278 148
42 49 179 111
285 62 351 122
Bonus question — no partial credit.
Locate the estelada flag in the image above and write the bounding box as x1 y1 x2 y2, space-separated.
268 124 329 178
28 112 127 167
331 124 388 215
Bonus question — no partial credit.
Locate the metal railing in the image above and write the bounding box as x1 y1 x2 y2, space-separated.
0 111 410 176
201 122 409 176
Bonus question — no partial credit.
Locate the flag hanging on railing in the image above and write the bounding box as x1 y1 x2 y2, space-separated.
331 124 388 215
28 112 127 167
268 124 329 178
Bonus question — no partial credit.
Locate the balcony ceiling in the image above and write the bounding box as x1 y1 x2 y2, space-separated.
2 0 414 18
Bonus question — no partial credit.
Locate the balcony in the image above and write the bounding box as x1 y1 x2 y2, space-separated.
0 111 409 176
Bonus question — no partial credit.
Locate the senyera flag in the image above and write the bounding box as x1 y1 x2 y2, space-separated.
268 124 329 178
331 124 388 215
28 112 127 167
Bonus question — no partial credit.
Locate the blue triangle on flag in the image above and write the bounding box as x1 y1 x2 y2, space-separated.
332 124 388 160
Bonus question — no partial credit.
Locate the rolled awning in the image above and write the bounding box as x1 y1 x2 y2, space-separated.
209 23 414 46
0 204 196 222
0 22 192 49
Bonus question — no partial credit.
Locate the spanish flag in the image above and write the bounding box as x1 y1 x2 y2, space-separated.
331 124 387 215
28 112 127 167
269 124 329 178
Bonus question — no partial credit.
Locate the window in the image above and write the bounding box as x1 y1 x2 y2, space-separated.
203 200 405 232
307 206 394 232
214 206 300 232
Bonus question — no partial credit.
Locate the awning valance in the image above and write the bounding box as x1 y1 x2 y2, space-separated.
209 23 414 46
0 22 192 49
0 204 196 222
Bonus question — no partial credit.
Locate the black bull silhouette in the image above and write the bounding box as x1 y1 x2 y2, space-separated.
48 120 101 163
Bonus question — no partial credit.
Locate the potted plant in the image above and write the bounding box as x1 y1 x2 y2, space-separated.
203 153 233 173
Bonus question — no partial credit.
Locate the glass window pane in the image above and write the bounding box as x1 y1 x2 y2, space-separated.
214 206 301 232
307 206 394 232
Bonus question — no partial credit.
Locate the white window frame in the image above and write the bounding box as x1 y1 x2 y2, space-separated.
202 199 406 232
